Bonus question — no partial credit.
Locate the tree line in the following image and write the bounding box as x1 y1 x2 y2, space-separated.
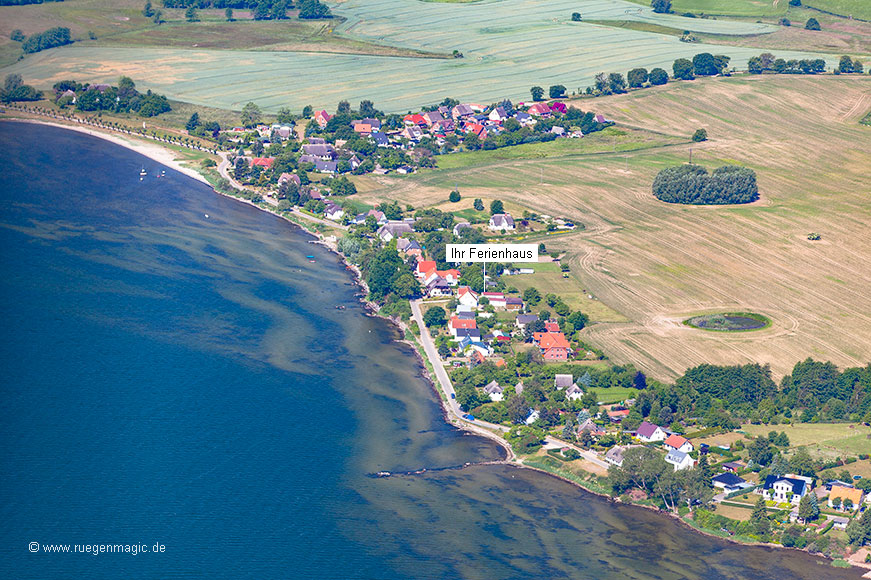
159 0 331 19
652 164 758 205
12 26 72 54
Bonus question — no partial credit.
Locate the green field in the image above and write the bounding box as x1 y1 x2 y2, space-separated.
4 0 840 113
804 0 871 20
435 127 686 171
505 262 628 323
626 0 788 17
742 423 871 457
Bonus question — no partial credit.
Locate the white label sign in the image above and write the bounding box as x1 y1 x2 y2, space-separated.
446 244 538 263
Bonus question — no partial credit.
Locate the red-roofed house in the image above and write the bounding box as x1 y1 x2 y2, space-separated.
450 316 477 338
315 110 331 128
415 260 437 279
464 122 487 139
550 102 567 113
438 269 461 286
403 114 427 126
481 292 506 309
544 321 560 332
353 123 372 136
532 332 572 360
607 409 630 422
527 103 552 116
252 157 275 169
664 434 693 453
457 286 479 308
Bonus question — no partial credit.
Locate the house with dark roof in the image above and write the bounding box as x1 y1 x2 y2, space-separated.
377 221 414 242
712 473 749 493
760 475 811 505
302 143 336 160
565 384 584 401
324 203 344 221
514 314 538 331
371 132 390 147
635 421 667 443
426 277 452 297
451 104 474 119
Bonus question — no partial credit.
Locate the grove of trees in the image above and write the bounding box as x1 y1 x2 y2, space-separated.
652 164 758 205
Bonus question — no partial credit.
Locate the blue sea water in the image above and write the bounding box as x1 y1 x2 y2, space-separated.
0 122 860 579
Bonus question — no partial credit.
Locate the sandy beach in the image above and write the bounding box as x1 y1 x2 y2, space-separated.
4 117 210 187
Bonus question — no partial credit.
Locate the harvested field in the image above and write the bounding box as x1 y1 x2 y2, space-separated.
363 76 871 380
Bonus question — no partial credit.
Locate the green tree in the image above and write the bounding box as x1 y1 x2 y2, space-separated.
489 199 504 215
571 12 581 21
10 29 25 43
748 438 774 466
549 85 566 99
241 102 262 127
185 6 199 22
627 67 649 88
798 492 819 522
751 496 770 537
473 198 484 211
523 287 541 306
805 18 820 31
846 508 871 546
673 58 695 80
692 128 707 142
649 68 668 85
185 112 200 132
608 73 627 94
449 190 461 203
423 306 446 327
530 86 544 101
651 0 671 13
225 7 234 21
142 1 154 18
692 53 719 76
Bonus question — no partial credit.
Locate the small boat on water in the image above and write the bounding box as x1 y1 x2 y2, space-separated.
306 255 315 259
377 471 391 477
139 167 147 177
308 260 316 263
335 305 346 310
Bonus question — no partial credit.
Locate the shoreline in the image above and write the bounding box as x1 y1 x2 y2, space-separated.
10 116 861 574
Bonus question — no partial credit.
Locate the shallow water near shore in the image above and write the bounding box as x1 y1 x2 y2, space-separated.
0 122 860 579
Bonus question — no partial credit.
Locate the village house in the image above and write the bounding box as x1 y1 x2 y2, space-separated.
489 213 515 231
554 374 576 390
371 132 390 147
721 461 746 473
665 449 694 471
527 102 552 117
278 172 301 187
605 445 639 467
577 418 604 437
396 238 422 258
488 106 508 123
401 125 424 142
457 286 479 308
453 222 471 237
426 277 452 297
712 473 750 493
828 485 865 510
451 104 474 120
760 474 812 505
415 260 437 279
324 203 344 221
377 221 415 243
663 434 694 454
532 331 573 360
607 409 630 422
514 314 538 332
302 143 337 160
314 110 331 128
481 292 507 309
449 316 477 338
454 327 481 341
251 157 275 170
635 421 667 443
483 380 504 402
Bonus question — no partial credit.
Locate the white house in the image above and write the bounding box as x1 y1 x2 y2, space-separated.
635 421 667 443
525 409 540 425
489 213 515 231
324 204 344 221
760 474 812 505
457 286 479 308
665 449 694 471
566 384 584 401
483 380 504 402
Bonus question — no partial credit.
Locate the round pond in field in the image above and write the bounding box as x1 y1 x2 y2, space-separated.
684 312 771 332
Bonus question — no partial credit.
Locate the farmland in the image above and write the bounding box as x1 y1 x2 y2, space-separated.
359 75 871 379
742 423 871 460
1 0 844 112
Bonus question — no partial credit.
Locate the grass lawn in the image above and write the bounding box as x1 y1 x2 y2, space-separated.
592 386 640 404
504 262 628 323
742 423 869 448
714 503 753 521
625 0 788 17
